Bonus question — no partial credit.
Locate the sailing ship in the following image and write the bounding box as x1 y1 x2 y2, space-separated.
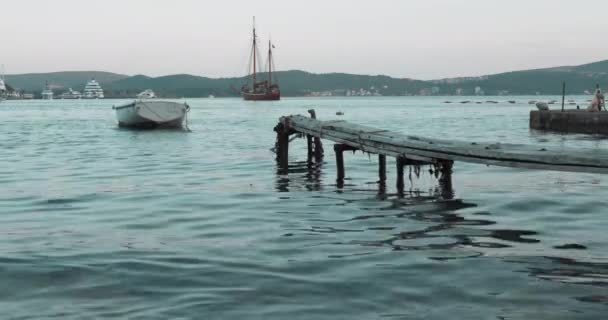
240 18 280 101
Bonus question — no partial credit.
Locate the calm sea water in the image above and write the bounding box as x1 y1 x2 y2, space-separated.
0 97 607 319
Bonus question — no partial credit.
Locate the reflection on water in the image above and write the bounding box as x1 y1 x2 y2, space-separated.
275 155 608 309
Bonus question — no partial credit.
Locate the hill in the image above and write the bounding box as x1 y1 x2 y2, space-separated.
5 71 128 91
4 59 608 97
103 70 430 98
434 60 608 95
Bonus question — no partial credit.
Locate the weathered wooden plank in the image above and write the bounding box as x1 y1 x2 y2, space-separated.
282 114 608 174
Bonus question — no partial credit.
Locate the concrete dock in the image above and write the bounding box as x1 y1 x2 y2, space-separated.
530 110 608 134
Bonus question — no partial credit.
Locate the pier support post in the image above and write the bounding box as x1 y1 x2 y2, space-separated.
378 154 386 183
396 156 406 194
307 135 314 162
335 144 345 182
438 160 454 199
333 144 359 186
274 117 293 174
308 109 324 161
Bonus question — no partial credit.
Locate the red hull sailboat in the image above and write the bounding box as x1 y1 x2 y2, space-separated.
241 18 280 101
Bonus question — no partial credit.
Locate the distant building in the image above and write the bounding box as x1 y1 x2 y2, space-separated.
474 86 485 95
431 87 440 95
455 88 464 96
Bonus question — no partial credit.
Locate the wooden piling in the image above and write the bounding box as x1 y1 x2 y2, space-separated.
334 144 345 181
333 144 358 183
396 156 406 193
308 109 324 160
307 135 313 161
378 154 386 183
274 117 293 174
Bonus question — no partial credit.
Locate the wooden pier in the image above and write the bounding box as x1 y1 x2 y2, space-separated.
274 110 608 190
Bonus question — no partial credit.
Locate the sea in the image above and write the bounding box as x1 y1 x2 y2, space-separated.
0 97 607 319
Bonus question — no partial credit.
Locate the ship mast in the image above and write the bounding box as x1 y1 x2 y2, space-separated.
252 17 257 86
268 40 272 86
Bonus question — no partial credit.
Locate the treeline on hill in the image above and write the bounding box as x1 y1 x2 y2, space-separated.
5 60 608 97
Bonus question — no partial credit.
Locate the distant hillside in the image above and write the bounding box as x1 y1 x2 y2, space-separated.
5 59 608 97
5 71 128 91
104 70 430 98
434 60 608 95
105 74 232 98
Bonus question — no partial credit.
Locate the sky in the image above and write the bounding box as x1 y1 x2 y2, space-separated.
2 0 608 79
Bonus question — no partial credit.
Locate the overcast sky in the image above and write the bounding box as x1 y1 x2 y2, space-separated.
2 0 607 79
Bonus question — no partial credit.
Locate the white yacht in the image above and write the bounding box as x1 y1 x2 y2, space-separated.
41 82 54 100
0 70 6 101
0 78 6 101
136 89 156 99
58 88 82 99
83 79 104 99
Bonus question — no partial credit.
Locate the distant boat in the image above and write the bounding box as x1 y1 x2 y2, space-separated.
41 82 53 100
113 99 189 129
0 68 6 101
240 17 280 101
58 88 82 99
136 89 156 99
83 79 104 99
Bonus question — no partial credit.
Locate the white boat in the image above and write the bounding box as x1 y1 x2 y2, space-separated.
113 100 190 128
136 89 156 99
0 66 6 101
83 79 104 99
58 88 82 99
41 82 54 100
0 78 5 101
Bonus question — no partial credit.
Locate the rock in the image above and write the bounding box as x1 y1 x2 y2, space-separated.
536 102 549 111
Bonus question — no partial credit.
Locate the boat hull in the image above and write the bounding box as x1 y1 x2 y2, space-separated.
114 100 188 129
242 91 280 101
